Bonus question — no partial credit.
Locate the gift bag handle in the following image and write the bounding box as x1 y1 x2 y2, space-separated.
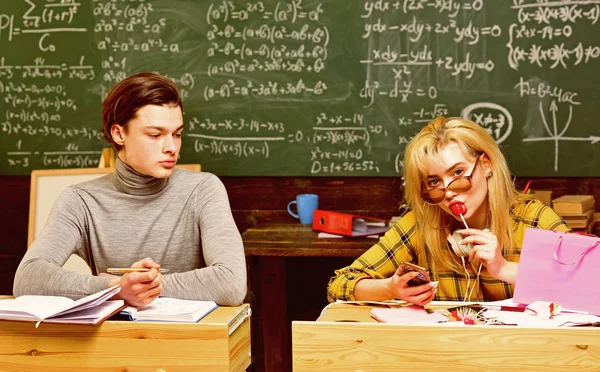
553 235 600 266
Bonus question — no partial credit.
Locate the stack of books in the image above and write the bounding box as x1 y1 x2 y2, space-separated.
552 195 596 233
530 189 552 206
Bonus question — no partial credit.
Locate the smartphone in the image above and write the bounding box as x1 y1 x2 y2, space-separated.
398 262 431 286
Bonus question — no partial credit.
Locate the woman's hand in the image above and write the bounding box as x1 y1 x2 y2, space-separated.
386 266 438 306
458 228 514 282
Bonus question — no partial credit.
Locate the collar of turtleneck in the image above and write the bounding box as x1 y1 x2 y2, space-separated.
113 155 169 196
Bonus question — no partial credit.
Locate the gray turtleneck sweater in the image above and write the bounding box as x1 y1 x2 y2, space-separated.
13 158 247 306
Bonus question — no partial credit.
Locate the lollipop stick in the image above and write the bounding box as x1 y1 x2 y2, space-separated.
459 213 469 229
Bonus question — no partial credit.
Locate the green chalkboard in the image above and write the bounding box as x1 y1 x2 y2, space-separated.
1 0 599 176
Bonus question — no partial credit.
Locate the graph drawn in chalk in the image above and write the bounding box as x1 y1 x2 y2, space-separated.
462 102 513 144
522 100 600 172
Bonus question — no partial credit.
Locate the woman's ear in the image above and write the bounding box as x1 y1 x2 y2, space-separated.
481 153 492 177
110 124 125 146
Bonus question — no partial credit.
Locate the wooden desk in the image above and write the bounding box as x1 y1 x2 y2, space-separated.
0 300 251 371
243 223 375 372
292 303 600 371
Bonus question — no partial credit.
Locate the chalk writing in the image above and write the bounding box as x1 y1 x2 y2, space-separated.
0 0 598 176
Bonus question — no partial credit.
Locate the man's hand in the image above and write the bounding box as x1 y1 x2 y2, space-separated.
105 257 164 306
130 257 162 271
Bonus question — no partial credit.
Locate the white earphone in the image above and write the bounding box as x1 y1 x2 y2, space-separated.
447 231 481 302
448 231 473 257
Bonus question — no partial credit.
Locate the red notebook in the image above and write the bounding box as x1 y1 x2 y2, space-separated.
312 210 390 237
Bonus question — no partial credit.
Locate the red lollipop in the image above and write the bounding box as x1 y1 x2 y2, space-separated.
450 202 467 216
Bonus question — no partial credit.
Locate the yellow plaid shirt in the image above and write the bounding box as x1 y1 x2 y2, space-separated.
327 200 571 303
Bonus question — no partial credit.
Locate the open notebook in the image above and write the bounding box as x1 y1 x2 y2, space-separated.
119 297 218 322
371 306 448 324
0 286 124 327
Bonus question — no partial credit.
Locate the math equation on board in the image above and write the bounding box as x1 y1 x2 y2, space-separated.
0 0 598 176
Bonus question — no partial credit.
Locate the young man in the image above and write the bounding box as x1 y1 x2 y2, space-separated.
13 72 247 306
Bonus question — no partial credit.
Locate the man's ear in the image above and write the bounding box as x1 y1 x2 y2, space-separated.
111 124 125 145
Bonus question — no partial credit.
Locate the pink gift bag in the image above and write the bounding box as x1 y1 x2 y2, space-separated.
514 228 600 315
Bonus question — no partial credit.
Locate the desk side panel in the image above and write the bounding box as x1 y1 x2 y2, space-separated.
0 321 236 371
292 321 600 372
228 316 251 371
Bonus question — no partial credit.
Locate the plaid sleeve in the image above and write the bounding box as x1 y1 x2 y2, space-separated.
513 200 571 244
536 202 571 232
509 199 571 261
326 211 419 302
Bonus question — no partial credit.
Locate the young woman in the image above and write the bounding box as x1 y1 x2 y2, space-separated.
14 73 246 306
327 116 570 305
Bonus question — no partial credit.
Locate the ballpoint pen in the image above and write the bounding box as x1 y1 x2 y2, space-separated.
107 268 169 274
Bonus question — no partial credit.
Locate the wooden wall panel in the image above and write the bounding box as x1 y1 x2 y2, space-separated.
0 176 29 294
223 176 405 232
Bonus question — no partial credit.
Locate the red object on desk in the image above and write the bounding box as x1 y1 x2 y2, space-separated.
312 209 390 237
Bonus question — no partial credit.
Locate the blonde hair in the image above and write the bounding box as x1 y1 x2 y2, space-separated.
403 117 525 273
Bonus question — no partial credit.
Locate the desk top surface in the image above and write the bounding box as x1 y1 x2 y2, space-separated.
0 296 249 328
242 223 378 257
318 302 380 322
315 302 600 331
316 302 459 323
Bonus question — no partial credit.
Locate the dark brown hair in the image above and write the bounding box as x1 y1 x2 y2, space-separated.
101 72 183 151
